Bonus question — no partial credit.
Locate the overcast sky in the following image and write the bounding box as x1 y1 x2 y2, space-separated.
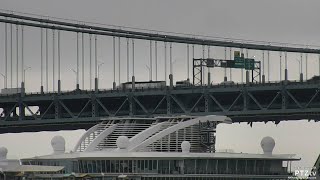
0 0 319 172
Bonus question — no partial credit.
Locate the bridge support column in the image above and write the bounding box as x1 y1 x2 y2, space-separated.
284 69 288 81
58 80 61 94
262 75 265 84
21 82 25 97
95 78 98 93
246 71 250 85
207 72 211 86
132 76 135 91
300 73 303 82
169 74 173 89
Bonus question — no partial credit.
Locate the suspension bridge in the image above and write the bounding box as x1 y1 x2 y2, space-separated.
0 11 320 133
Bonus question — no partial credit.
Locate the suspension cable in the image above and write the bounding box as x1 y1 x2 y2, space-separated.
170 42 172 75
45 27 48 92
4 19 7 88
21 25 24 83
155 41 158 81
118 37 121 84
58 30 60 81
164 42 167 82
132 39 135 77
10 23 12 88
149 40 152 81
113 36 115 83
52 29 55 91
187 44 189 80
76 32 79 86
126 38 129 82
81 33 84 89
95 35 97 79
89 34 92 89
16 24 18 88
229 47 232 81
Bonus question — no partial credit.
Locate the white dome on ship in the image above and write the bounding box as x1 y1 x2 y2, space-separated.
0 147 8 160
51 135 66 154
116 136 130 149
181 141 191 153
260 136 275 155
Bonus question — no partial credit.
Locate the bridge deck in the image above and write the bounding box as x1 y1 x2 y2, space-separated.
0 81 320 133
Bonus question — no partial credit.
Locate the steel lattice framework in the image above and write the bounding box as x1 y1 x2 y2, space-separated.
1 81 320 133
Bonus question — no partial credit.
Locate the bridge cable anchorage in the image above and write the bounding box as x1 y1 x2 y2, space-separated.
81 32 85 89
155 41 158 81
1 12 319 53
52 29 55 91
16 24 19 89
126 37 129 82
89 34 92 90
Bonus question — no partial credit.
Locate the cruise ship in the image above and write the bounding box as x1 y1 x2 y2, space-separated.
1 115 299 179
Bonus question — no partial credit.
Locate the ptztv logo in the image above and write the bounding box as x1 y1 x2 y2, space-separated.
294 166 318 179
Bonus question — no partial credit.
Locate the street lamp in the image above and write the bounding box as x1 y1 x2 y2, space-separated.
23 66 31 84
98 61 104 80
70 68 78 86
0 73 5 89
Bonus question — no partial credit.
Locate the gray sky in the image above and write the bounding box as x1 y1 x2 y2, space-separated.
0 0 319 171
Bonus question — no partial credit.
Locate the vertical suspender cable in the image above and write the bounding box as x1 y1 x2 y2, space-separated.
305 53 308 80
126 38 129 82
169 42 172 75
40 27 43 89
285 52 287 70
82 33 84 89
150 40 152 81
202 45 205 83
4 20 7 88
279 52 282 81
192 44 195 84
21 26 24 83
267 51 270 81
52 29 55 91
319 54 320 76
300 53 303 79
229 47 232 80
164 42 167 82
16 25 19 88
118 37 121 84
113 36 116 83
187 44 189 80
132 39 135 77
241 48 243 82
155 41 158 81
10 23 12 88
76 32 79 86
224 47 227 79
58 30 61 82
208 46 210 83
262 51 265 76
95 35 98 79
46 28 48 92
89 34 92 89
